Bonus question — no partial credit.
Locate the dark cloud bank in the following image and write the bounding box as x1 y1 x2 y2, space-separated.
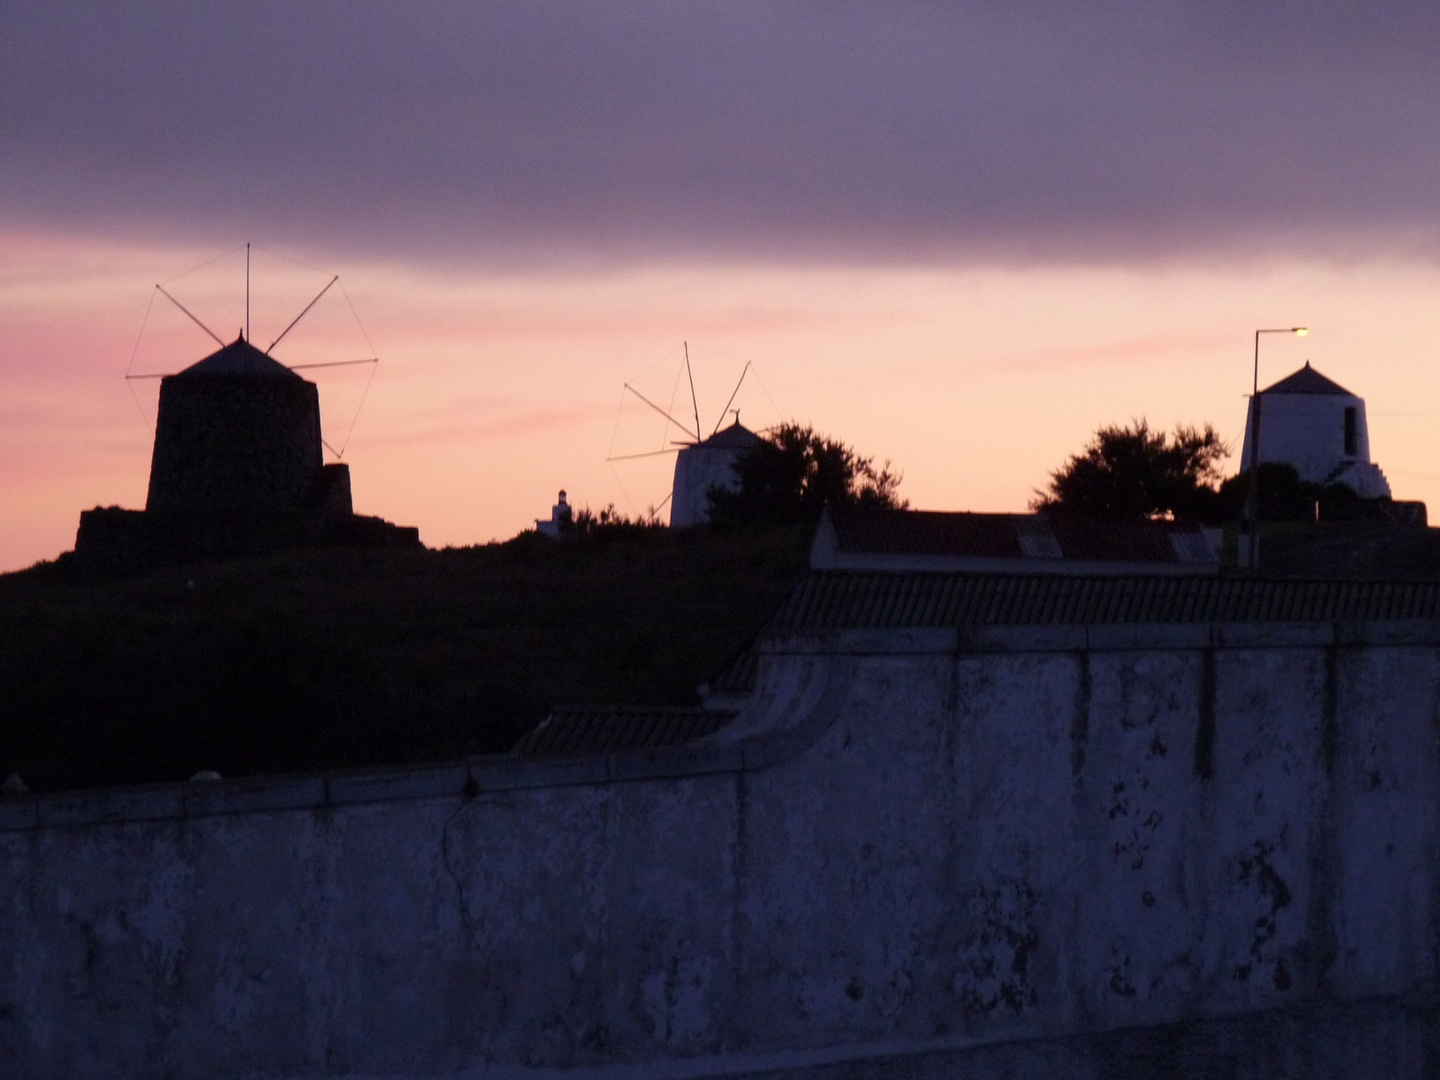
5 2 1440 269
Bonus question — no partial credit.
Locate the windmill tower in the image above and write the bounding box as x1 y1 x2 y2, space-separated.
146 334 336 516
670 421 763 528
1240 361 1391 498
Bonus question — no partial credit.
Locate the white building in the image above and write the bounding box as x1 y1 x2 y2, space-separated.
1239 362 1391 498
669 422 764 528
535 490 572 537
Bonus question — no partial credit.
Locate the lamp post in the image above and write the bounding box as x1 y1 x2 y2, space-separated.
1243 326 1309 570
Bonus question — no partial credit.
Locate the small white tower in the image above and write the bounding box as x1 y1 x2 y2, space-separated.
536 490 572 537
670 422 764 528
1239 362 1390 497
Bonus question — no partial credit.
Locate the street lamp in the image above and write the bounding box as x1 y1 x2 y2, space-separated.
1243 326 1309 570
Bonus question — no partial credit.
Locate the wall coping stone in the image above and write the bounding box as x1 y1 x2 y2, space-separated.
182 777 327 817
1334 618 1440 646
35 787 186 828
958 625 1088 653
1085 622 1212 651
327 766 471 806
1215 622 1338 648
766 619 1440 656
606 741 746 783
468 754 609 793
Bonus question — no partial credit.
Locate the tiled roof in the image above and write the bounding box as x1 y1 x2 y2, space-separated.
1260 362 1353 397
176 336 302 379
820 508 1214 566
768 572 1440 630
704 569 1440 698
708 642 759 695
1046 516 1195 562
513 705 734 757
826 509 1022 557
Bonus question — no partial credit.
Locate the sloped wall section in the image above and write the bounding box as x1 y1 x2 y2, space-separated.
3 622 1440 1077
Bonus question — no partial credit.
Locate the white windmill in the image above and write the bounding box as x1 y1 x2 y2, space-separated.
606 343 774 527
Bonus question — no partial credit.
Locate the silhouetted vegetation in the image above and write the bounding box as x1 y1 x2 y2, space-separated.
569 502 665 533
1035 421 1415 527
0 526 809 793
707 422 906 528
1218 463 1402 524
1032 420 1228 522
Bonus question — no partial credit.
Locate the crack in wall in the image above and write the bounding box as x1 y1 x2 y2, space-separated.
441 776 481 951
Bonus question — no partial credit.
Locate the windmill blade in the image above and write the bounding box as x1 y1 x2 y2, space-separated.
155 285 224 346
267 275 338 354
286 357 379 371
605 448 682 462
684 341 702 445
712 361 751 436
623 383 697 440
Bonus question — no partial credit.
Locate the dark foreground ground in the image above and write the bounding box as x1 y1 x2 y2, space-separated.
0 525 809 793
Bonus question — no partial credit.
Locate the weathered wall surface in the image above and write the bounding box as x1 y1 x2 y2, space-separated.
3 623 1440 1078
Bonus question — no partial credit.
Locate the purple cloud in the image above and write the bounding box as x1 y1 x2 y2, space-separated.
5 2 1440 266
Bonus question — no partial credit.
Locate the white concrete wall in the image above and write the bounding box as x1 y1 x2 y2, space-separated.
4 623 1440 1078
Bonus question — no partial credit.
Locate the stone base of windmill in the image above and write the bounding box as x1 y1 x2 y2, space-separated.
68 463 421 576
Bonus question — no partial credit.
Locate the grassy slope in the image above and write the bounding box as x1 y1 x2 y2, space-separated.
0 526 809 793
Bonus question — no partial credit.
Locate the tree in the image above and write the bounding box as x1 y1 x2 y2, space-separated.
707 422 907 528
570 503 665 533
1218 463 1383 523
1032 420 1228 522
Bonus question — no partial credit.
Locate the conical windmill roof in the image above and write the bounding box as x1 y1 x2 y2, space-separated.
693 421 763 449
1260 361 1354 396
174 335 302 379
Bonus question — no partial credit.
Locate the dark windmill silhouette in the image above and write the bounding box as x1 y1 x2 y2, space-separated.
607 343 766 527
73 247 419 572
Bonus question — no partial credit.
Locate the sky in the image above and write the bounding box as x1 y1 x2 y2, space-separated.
5 2 1440 570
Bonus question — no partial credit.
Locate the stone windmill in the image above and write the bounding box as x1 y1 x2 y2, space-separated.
73 251 418 572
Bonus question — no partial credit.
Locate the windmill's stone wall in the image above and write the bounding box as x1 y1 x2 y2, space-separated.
146 374 323 514
4 622 1440 1077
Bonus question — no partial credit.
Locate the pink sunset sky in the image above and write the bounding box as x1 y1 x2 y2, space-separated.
5 3 1440 572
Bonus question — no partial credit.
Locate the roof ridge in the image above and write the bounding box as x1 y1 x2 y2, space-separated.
175 335 303 379
1260 362 1354 397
